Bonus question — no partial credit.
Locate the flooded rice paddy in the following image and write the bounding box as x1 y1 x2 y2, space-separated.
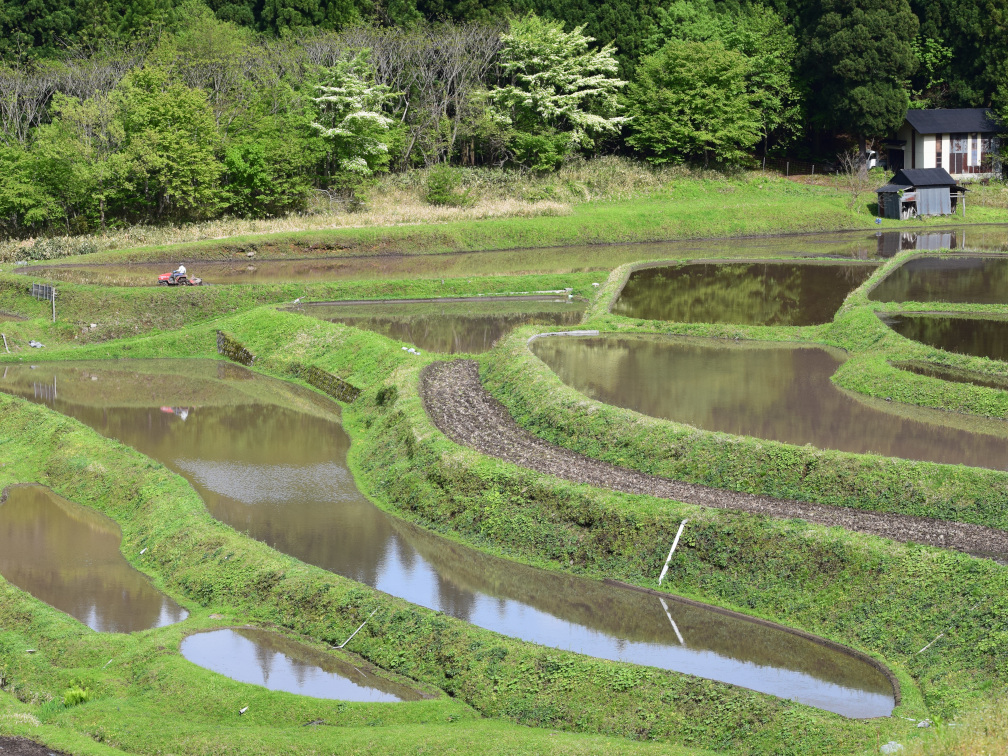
880 314 1008 362
0 484 187 632
531 335 1008 470
613 262 876 325
181 628 421 702
291 296 585 353
892 360 1008 391
1 360 893 717
18 225 1008 287
870 255 1008 304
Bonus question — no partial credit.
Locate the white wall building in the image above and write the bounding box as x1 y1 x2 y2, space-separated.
887 109 1001 180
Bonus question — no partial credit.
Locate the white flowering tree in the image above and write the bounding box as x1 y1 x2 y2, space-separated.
487 14 627 171
312 51 396 185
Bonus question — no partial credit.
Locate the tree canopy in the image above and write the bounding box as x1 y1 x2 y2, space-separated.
802 0 919 144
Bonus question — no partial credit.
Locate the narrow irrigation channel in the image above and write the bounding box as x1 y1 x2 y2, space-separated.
1 360 894 718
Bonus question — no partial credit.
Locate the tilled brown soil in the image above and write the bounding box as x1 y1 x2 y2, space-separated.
420 360 1008 559
0 738 71 756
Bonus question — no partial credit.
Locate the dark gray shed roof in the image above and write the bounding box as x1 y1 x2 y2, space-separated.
905 108 1000 134
876 168 963 194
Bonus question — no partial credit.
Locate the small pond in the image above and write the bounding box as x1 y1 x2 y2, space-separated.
290 296 585 353
531 335 1008 470
613 262 876 325
19 225 1008 287
870 255 1008 304
0 359 894 717
880 314 1008 362
0 484 187 632
181 628 421 702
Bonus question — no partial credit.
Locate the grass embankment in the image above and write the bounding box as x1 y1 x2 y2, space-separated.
828 248 1008 419
473 252 1008 529
6 308 1005 753
0 271 599 350
11 165 1007 268
4 237 1008 753
0 378 709 756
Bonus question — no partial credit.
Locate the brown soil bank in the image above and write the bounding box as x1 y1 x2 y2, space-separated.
420 360 1008 559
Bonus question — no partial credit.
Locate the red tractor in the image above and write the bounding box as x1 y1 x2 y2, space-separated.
157 272 203 286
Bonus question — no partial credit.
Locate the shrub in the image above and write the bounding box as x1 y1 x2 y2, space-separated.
424 165 473 206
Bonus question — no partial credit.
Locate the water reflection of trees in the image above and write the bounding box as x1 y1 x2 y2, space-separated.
534 336 1008 469
308 307 584 354
614 263 875 325
888 316 1008 362
871 257 1008 304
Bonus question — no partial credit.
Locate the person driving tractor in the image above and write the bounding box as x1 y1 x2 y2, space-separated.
170 264 187 284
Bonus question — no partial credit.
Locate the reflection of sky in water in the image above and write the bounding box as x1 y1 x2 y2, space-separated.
365 533 892 719
181 630 403 702
175 460 358 504
0 362 894 717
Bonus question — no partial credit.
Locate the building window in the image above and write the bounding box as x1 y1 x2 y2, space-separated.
936 135 943 168
951 133 967 173
971 134 978 169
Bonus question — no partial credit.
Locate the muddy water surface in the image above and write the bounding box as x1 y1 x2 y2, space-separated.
0 485 186 632
613 262 875 325
21 225 1008 287
181 628 420 701
881 315 1008 362
292 296 585 353
0 360 893 717
870 255 1008 303
532 335 1008 470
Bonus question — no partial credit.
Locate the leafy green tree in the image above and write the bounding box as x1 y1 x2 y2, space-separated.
0 0 78 59
312 51 397 184
910 0 1008 108
30 92 127 230
223 108 325 217
111 66 224 220
801 0 918 149
517 0 661 77
625 39 760 165
260 0 371 33
909 36 953 108
647 0 803 153
487 13 626 171
0 144 61 235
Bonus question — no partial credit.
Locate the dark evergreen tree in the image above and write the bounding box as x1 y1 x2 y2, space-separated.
802 0 918 146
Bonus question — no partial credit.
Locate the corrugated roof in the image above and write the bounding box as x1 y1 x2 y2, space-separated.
896 168 958 186
905 108 1000 134
876 167 963 193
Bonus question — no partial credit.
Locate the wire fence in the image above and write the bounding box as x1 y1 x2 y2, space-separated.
758 156 831 177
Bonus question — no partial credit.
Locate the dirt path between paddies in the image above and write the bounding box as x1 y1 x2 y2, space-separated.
420 360 1008 560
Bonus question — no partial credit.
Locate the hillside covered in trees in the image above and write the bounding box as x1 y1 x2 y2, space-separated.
0 0 1005 235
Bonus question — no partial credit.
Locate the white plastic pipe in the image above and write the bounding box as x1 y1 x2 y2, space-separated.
658 519 688 586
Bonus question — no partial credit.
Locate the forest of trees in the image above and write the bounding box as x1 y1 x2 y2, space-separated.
0 0 1005 235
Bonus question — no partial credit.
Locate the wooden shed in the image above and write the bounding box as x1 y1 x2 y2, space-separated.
876 168 965 220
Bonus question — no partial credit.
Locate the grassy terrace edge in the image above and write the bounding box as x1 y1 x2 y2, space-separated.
0 382 708 756
3 308 1006 753
14 173 1008 267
